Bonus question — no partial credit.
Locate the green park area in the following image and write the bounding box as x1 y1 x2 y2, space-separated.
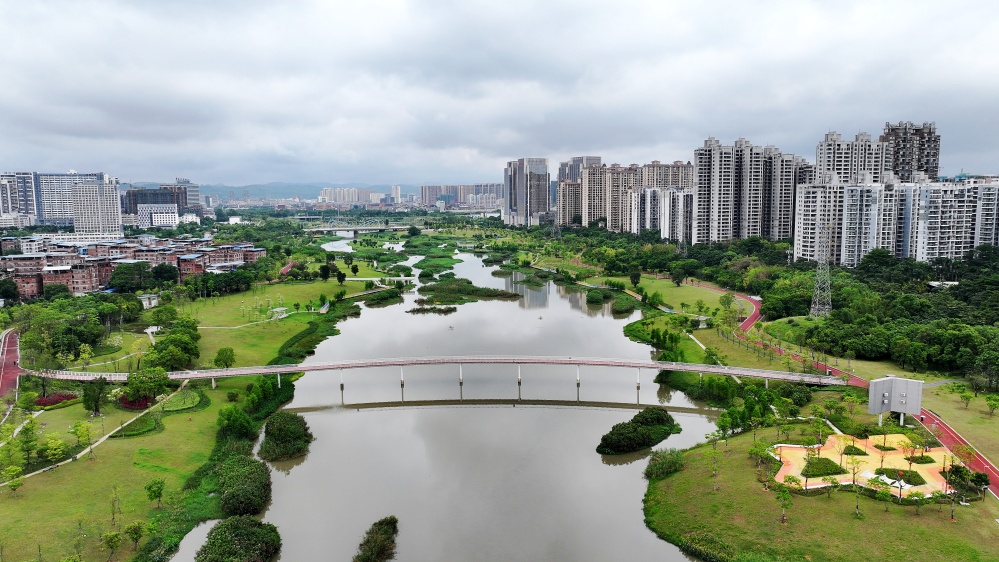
304 256 382 278
0 378 245 561
603 275 726 313
644 427 999 562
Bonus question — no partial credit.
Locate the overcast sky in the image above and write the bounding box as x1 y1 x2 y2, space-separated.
2 0 997 187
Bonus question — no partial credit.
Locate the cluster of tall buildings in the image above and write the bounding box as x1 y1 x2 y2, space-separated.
503 122 995 266
419 184 503 210
0 171 205 239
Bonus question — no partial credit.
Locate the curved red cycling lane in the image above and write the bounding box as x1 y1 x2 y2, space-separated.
688 279 998 497
0 329 23 398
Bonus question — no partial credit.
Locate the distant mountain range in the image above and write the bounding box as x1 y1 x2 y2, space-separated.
125 182 421 199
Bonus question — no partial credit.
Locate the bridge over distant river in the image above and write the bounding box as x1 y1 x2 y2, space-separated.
25 355 846 387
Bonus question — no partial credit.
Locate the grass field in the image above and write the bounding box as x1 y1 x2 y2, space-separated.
66 331 151 373
181 279 367 327
645 427 999 562
0 378 248 561
923 385 999 469
304 257 381 278
603 275 726 313
199 312 318 367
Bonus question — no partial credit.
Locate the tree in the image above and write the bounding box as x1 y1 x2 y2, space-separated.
78 343 94 371
124 521 144 550
43 283 72 300
100 530 122 561
959 391 974 409
125 367 170 401
3 466 24 496
71 421 92 448
986 395 999 417
18 418 39 463
351 264 359 276
150 305 178 327
870 479 892 512
0 277 19 300
319 264 331 282
407 225 421 236
144 478 165 508
109 261 153 293
846 455 864 486
45 433 66 463
821 476 839 498
151 263 180 286
214 347 236 369
907 490 929 515
217 405 256 439
336 271 347 285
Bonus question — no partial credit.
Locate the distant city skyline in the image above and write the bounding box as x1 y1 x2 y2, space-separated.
2 2 998 185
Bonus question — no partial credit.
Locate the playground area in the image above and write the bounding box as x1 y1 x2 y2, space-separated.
773 433 951 495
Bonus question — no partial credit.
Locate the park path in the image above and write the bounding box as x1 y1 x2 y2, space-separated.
689 279 999 498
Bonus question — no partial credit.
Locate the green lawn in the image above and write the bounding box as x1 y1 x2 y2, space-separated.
180 280 368 327
305 257 381 278
199 313 318 368
0 378 249 561
603 275 726 313
923 385 999 468
645 427 999 562
65 331 151 373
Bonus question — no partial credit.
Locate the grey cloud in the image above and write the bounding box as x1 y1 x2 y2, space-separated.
1 0 998 185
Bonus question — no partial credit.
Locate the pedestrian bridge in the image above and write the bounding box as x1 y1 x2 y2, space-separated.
25 355 846 386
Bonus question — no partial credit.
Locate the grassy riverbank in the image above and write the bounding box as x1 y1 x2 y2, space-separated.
644 428 999 562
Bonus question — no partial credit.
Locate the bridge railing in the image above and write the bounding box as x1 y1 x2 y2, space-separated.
24 356 845 386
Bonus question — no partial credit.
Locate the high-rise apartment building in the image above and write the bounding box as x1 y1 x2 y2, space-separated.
972 179 999 248
71 178 122 237
903 182 976 262
793 179 846 264
556 181 582 225
640 160 695 190
0 172 40 216
881 121 941 181
839 183 902 267
503 158 549 226
390 185 402 203
558 156 602 183
815 132 891 185
35 172 116 226
160 178 201 212
693 138 809 244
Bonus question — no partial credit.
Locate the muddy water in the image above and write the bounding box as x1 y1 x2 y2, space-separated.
174 252 711 561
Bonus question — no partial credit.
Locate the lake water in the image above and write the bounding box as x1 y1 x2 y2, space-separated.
174 249 712 561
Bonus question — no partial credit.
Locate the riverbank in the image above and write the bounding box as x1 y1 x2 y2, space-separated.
644 427 999 562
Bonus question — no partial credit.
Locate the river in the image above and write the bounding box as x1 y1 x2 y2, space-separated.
175 243 714 561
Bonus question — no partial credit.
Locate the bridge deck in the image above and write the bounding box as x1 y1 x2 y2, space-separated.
27 356 845 385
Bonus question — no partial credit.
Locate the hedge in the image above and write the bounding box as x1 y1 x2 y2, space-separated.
800 457 847 478
195 516 281 562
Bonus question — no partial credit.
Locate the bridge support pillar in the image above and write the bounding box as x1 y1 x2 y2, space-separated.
211 378 216 389
518 364 522 386
765 378 769 389
636 368 641 391
400 366 405 388
277 373 281 389
459 364 463 386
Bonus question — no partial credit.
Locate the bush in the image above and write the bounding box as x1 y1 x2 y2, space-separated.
843 445 868 456
352 516 399 562
875 468 926 486
597 408 680 455
586 289 604 304
227 391 239 402
217 456 272 516
35 392 78 407
195 516 281 562
644 448 685 480
874 444 897 451
120 395 155 410
800 457 847 478
905 455 936 464
258 412 314 462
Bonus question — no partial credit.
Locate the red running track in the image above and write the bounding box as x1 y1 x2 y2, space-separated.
0 329 23 397
688 280 998 497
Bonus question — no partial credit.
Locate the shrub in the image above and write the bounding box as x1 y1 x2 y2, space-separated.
800 457 847 478
644 448 685 480
905 455 936 464
843 445 868 456
874 444 897 451
35 392 78 407
597 408 680 455
258 412 314 462
875 468 926 486
217 456 272 516
195 516 281 562
352 516 399 562
120 395 155 410
586 289 604 304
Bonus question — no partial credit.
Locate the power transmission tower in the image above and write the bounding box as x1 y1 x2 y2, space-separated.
810 219 832 318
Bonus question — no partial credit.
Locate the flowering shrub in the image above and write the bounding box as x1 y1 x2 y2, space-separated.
35 393 78 407
120 395 155 410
